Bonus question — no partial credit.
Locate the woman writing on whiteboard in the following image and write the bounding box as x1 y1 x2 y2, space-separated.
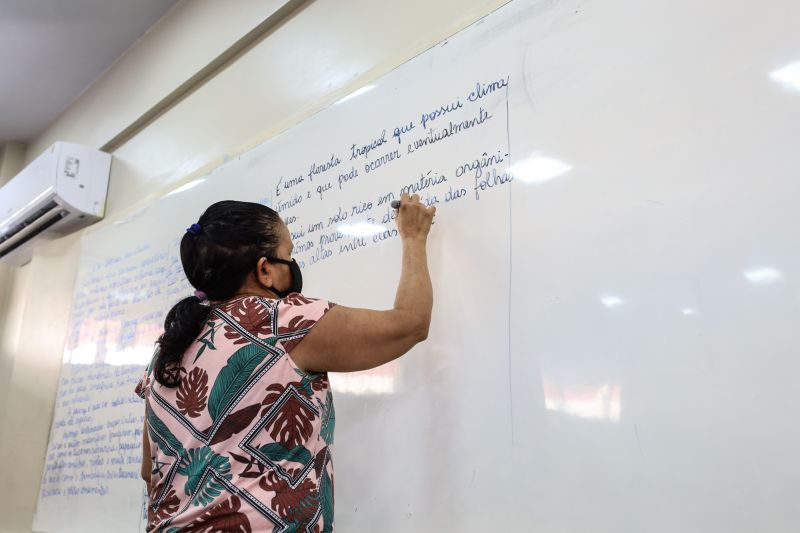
135 194 435 532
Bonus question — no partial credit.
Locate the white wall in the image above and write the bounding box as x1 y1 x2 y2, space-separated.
0 142 27 185
0 139 27 467
0 1 508 530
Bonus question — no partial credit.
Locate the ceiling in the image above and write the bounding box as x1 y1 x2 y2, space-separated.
0 0 178 145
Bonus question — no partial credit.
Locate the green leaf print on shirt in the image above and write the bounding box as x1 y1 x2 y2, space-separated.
259 442 313 465
318 390 335 446
208 341 276 422
147 406 184 458
320 467 334 532
177 447 232 507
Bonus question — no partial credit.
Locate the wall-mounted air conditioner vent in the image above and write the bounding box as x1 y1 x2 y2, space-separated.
0 142 111 266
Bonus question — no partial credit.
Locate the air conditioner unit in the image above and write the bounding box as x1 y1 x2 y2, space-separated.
0 142 111 266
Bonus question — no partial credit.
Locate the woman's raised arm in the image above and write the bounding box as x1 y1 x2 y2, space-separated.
290 193 435 372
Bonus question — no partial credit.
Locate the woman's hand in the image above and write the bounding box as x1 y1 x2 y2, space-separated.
395 193 436 241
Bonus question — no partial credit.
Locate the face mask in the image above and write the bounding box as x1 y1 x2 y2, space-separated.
264 257 303 298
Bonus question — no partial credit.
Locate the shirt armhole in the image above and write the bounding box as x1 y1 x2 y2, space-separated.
276 295 335 369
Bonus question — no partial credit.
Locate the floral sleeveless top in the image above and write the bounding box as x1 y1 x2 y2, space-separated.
135 294 336 532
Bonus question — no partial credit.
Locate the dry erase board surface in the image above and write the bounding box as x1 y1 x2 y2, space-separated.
35 0 800 531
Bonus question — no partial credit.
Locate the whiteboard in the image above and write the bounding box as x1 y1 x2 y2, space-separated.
35 0 800 531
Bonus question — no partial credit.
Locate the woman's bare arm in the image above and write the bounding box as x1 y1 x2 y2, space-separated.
290 193 435 372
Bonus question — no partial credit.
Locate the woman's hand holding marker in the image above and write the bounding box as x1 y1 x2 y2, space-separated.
393 193 436 241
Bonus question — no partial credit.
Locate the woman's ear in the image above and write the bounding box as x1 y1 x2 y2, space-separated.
256 257 272 288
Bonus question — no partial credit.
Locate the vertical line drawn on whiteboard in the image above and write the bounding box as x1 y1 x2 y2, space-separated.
505 75 515 446
522 43 537 108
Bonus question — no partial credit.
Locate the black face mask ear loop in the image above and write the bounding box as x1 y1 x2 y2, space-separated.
263 257 303 298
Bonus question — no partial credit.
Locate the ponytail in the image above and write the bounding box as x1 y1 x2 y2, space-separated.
154 296 213 387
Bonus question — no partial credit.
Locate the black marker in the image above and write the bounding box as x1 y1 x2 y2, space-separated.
390 200 401 209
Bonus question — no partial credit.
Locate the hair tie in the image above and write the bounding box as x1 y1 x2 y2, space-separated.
186 223 202 235
194 290 208 302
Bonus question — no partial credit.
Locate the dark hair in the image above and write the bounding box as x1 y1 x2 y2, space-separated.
153 200 283 387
